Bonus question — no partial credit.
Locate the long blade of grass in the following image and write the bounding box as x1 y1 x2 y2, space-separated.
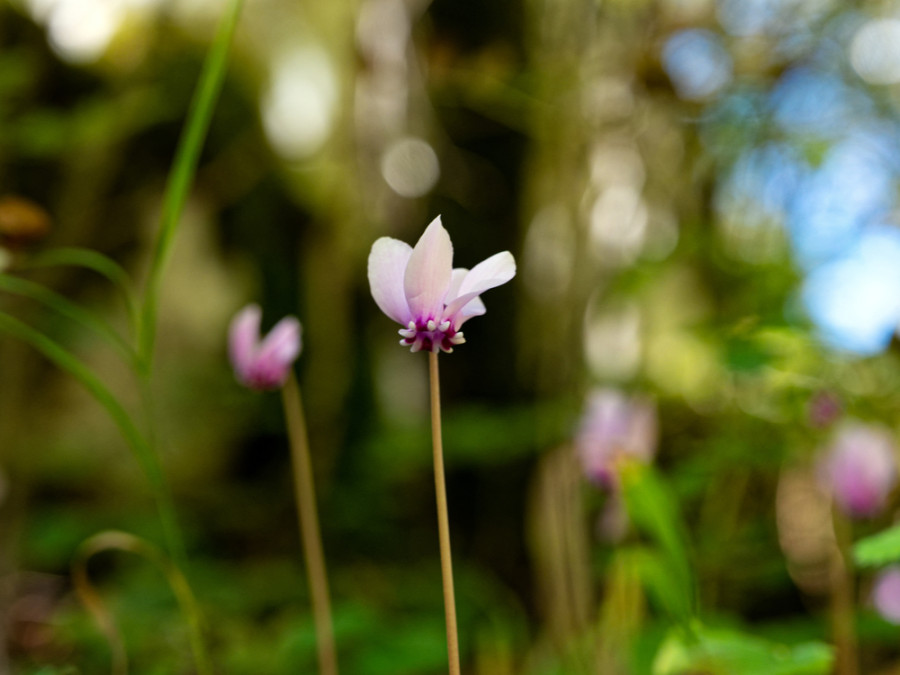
138 0 245 367
0 310 186 569
25 247 139 333
0 274 138 367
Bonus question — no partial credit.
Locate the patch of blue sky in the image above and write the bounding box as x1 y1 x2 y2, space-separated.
717 142 806 224
770 67 871 137
718 0 781 37
662 29 733 100
718 0 836 39
786 133 895 269
802 225 900 355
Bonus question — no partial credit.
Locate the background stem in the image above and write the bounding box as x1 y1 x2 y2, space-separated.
282 371 338 675
831 509 859 675
429 351 461 675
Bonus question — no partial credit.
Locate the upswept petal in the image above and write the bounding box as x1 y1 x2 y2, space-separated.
458 251 516 297
443 251 515 320
257 316 302 365
447 268 469 300
451 296 485 327
404 216 453 322
368 237 413 325
229 304 262 377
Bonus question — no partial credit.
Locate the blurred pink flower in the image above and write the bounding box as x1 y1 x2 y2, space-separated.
873 566 900 624
367 215 515 353
819 422 897 519
807 391 842 429
576 388 657 489
229 304 302 390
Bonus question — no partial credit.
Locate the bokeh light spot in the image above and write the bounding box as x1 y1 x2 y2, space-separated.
662 29 732 100
380 137 440 198
261 47 338 160
850 19 900 85
802 226 900 355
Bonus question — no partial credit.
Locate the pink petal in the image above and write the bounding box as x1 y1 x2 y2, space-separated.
404 216 453 323
368 237 414 325
229 304 262 379
874 567 900 623
257 316 302 366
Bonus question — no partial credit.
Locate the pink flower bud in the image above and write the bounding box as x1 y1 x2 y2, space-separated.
873 566 900 624
819 422 897 519
228 304 302 390
576 388 657 490
807 391 842 429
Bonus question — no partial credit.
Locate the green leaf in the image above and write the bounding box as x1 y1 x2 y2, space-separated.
653 624 834 675
629 547 692 622
853 524 900 568
620 463 696 619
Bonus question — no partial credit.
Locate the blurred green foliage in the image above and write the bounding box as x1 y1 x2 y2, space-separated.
3 0 900 673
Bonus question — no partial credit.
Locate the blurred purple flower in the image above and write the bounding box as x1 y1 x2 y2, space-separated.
367 215 516 353
807 391 842 429
576 389 657 489
873 566 900 624
819 422 897 519
229 304 302 390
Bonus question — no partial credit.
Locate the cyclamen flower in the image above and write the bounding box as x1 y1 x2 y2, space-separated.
576 388 657 489
367 216 516 353
229 304 302 390
873 566 900 624
818 422 898 519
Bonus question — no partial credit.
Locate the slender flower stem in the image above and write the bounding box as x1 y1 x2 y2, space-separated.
281 371 338 675
428 351 461 675
830 508 858 675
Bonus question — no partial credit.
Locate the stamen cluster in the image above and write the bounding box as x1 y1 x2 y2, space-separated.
367 215 516 355
398 319 466 353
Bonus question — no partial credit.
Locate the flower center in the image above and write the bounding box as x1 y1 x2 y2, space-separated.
398 319 466 353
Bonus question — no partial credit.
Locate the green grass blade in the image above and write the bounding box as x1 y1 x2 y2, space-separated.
25 247 139 334
0 274 138 368
139 0 245 367
0 311 186 569
0 310 150 474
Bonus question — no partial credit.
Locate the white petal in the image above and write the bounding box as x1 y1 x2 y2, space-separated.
443 251 515 319
404 215 453 322
368 237 413 325
458 251 516 297
452 296 486 327
446 268 469 302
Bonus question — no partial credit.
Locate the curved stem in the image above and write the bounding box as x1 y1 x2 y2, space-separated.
0 312 202 667
428 351 461 675
73 531 211 675
282 371 338 675
24 246 140 340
